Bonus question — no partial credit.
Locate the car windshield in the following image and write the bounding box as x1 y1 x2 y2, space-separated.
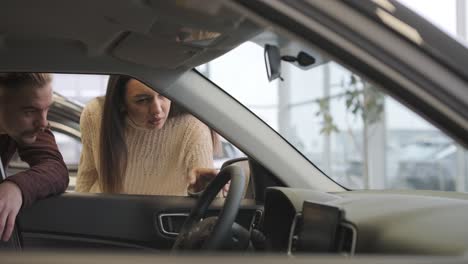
197 31 468 192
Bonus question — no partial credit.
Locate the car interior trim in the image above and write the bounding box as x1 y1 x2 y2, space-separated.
339 222 357 256
21 232 157 251
157 213 190 237
286 212 301 256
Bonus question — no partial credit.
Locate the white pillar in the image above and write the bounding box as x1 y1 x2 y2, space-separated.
367 118 387 188
366 92 387 189
322 64 331 175
455 0 467 192
278 55 292 139
456 146 467 192
456 0 467 39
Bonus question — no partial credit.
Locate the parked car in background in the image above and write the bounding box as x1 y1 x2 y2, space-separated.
392 139 456 191
343 137 458 191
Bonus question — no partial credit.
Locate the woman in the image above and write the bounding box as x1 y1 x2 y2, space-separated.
76 75 219 195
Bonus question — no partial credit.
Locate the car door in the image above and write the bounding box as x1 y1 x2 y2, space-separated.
17 191 262 251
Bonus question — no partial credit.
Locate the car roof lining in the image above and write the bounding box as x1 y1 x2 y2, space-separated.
0 0 261 85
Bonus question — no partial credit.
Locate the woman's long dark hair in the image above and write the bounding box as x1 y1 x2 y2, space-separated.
99 75 129 193
99 75 220 193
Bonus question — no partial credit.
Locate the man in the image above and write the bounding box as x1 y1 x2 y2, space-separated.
0 73 68 242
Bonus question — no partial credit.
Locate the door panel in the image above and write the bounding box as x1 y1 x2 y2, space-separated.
18 193 261 250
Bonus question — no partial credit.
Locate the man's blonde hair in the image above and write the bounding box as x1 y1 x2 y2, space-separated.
0 73 52 91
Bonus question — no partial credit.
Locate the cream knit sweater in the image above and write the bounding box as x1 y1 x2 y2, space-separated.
76 97 214 195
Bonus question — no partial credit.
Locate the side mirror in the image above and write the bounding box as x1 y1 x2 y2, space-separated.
264 44 282 82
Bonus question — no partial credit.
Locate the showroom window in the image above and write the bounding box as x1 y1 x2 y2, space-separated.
199 39 468 191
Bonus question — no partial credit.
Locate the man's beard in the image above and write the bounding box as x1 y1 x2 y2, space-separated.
16 129 41 145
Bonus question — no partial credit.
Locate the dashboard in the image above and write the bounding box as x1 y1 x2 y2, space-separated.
262 187 468 256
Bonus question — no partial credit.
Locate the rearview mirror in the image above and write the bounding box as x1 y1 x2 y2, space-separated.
264 44 282 82
264 44 318 82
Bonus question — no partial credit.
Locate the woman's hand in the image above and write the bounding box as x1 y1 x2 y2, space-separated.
187 167 219 195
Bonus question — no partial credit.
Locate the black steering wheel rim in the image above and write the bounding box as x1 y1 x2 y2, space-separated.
172 164 246 251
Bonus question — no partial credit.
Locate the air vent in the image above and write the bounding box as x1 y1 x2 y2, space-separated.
337 222 357 256
287 214 357 256
287 213 302 255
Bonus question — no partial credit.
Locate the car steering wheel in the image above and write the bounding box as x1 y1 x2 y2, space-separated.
172 164 246 251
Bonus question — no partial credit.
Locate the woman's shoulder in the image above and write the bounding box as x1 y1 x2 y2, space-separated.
81 97 105 126
82 97 104 116
171 115 211 142
173 114 208 130
84 97 104 112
